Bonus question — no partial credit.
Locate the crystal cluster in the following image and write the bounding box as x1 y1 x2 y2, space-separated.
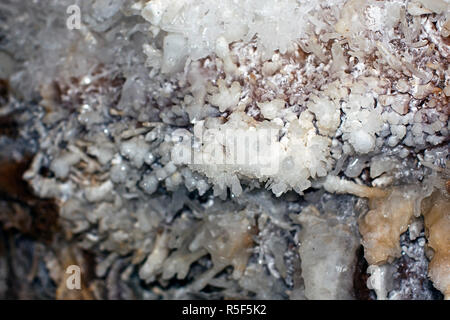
0 0 448 300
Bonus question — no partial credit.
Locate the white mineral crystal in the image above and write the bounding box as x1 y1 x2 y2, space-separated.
293 206 360 299
1 0 448 301
257 99 285 120
367 264 395 300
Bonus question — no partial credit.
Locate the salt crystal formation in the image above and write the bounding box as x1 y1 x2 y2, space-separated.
0 0 448 300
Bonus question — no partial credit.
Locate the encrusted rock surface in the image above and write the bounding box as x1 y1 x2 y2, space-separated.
0 0 448 300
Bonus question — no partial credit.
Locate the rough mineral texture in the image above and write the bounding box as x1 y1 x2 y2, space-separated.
0 0 448 300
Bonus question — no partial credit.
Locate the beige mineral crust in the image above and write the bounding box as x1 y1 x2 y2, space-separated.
323 174 449 299
359 186 428 265
422 188 450 299
322 176 425 265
